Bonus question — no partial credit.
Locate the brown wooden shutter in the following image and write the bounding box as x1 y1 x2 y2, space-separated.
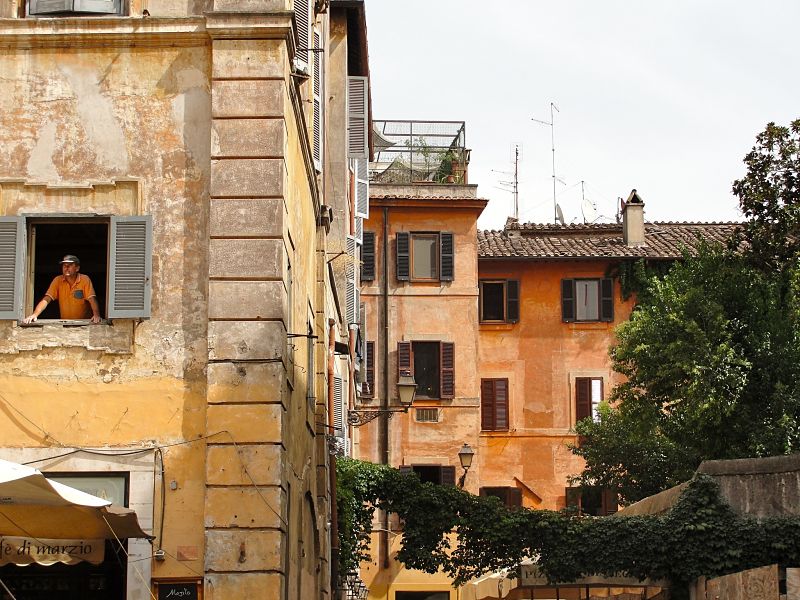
600 277 614 322
440 342 455 399
506 279 520 323
602 488 619 515
494 379 508 430
398 465 414 476
363 341 375 397
575 378 592 422
397 341 413 378
396 232 410 281
361 231 375 281
439 232 454 281
561 279 575 322
480 379 495 431
440 466 456 486
508 487 523 508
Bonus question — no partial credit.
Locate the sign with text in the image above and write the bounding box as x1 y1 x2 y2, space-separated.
0 536 104 566
154 579 202 600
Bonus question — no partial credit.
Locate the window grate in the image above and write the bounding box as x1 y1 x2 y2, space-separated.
415 407 439 423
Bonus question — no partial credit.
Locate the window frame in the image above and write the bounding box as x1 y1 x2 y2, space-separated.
397 340 455 400
479 486 522 509
479 279 520 323
399 464 456 486
561 277 614 323
575 376 603 423
396 231 454 283
28 0 125 17
565 485 618 516
410 233 439 281
480 378 509 431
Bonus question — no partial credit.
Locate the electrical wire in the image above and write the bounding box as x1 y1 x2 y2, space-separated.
102 515 157 600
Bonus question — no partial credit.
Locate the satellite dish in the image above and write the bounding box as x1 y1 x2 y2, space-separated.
556 204 565 226
581 198 597 223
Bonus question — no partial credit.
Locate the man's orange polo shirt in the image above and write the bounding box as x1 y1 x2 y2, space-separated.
45 274 96 319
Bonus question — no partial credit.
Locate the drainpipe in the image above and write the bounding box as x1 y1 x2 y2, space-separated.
327 318 340 593
380 206 390 568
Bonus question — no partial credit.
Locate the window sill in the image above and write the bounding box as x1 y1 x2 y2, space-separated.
479 322 516 331
566 321 612 330
1 320 135 355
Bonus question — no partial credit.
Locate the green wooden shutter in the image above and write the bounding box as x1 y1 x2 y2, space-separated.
347 76 369 159
506 279 519 323
361 231 375 281
561 279 575 322
439 232 454 281
108 216 152 319
600 277 614 322
397 341 413 378
440 342 455 399
0 217 24 320
396 232 410 281
575 378 592 422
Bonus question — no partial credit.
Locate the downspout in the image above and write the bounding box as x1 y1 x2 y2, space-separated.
380 206 390 568
328 322 340 593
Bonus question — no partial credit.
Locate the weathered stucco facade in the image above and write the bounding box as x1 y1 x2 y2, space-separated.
0 0 371 598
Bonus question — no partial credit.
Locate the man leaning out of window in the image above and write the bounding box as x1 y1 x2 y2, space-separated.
23 255 101 324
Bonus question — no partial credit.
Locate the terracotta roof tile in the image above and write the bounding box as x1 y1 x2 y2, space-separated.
478 222 741 260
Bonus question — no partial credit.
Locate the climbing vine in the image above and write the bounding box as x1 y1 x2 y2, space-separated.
337 458 800 599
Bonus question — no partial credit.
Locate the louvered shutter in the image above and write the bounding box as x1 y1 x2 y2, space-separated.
600 277 614 322
333 376 344 436
440 342 455 399
575 378 592 422
396 232 410 281
312 28 323 172
508 487 523 508
108 216 152 318
0 217 24 320
494 379 508 430
29 0 73 14
346 236 357 324
602 488 618 515
398 466 414 476
354 158 370 218
439 232 454 281
440 466 456 486
565 487 582 511
347 76 368 159
480 379 495 431
73 0 119 13
293 0 311 74
561 279 575 322
397 341 413 378
361 231 375 281
506 279 520 323
354 215 363 244
364 341 375 397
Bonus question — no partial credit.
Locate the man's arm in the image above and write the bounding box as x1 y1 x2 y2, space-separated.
88 296 101 324
23 297 52 324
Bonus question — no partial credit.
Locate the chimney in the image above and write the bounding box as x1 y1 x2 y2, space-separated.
622 189 645 246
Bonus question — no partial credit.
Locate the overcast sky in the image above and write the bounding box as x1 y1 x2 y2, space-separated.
365 1 800 230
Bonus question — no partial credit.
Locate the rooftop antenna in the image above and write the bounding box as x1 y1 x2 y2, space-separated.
532 102 560 223
580 181 597 223
556 204 565 226
492 143 522 219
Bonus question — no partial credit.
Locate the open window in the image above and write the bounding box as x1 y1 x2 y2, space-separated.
399 465 456 486
480 486 522 509
575 377 603 423
396 232 454 282
562 278 614 322
479 279 519 323
28 0 125 16
566 486 618 516
0 215 152 322
397 340 455 400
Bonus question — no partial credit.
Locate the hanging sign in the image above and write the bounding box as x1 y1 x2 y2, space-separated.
0 536 104 566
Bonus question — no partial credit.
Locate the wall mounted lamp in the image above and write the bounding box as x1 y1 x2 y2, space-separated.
457 443 475 489
347 375 417 427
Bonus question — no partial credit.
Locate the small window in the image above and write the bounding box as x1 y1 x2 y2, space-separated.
479 280 519 323
480 486 522 509
399 465 456 486
565 486 618 516
28 0 124 16
481 378 508 431
396 232 454 282
397 341 455 400
561 278 614 322
415 407 439 422
575 377 603 423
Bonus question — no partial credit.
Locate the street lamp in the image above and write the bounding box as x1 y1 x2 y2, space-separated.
457 443 475 489
347 375 417 427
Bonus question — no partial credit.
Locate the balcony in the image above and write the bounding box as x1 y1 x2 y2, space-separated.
370 120 470 185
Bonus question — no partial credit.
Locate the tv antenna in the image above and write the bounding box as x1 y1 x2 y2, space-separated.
556 204 565 226
580 181 597 223
492 143 522 219
532 102 560 223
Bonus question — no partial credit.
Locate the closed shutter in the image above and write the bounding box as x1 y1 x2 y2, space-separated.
565 487 581 511
398 465 413 476
439 232 454 281
293 0 311 74
600 277 614 322
73 0 119 13
364 341 375 397
361 231 375 281
561 279 575 322
108 216 152 318
312 28 323 172
0 217 24 320
440 342 455 399
575 378 592 422
354 158 369 218
494 379 508 430
480 379 495 431
506 279 520 323
333 376 344 436
347 76 369 159
602 488 618 515
396 232 410 281
29 0 73 14
397 341 413 378
508 487 523 508
346 236 357 324
440 466 456 486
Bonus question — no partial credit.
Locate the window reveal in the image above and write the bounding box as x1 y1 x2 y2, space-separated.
479 279 520 323
576 377 603 423
396 340 455 400
396 232 454 282
561 278 613 322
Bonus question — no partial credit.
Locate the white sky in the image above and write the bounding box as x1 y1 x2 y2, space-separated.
365 1 800 230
